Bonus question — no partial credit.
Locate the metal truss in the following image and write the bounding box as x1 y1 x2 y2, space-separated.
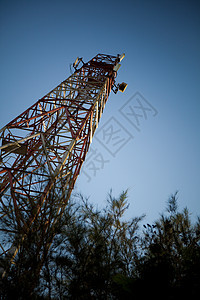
0 53 125 269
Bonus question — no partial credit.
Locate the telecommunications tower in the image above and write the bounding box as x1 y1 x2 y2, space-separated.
0 53 127 271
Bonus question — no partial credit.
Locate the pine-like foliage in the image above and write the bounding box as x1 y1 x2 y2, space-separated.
0 191 199 299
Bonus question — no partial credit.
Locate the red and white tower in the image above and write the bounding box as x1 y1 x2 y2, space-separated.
0 53 126 269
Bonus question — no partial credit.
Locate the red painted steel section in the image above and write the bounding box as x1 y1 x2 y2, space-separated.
0 53 121 262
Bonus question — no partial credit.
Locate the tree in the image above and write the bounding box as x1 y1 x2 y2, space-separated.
134 192 200 299
0 190 199 299
43 190 144 299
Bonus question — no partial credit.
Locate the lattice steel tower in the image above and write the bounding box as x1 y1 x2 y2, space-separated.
0 53 126 270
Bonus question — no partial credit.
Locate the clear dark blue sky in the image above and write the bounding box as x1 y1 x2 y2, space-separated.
0 0 199 222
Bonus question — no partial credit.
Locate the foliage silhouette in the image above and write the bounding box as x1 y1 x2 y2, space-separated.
0 191 199 299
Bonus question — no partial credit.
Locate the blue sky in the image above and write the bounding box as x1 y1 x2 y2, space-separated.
0 0 199 223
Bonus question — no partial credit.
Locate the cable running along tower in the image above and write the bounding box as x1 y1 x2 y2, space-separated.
0 53 126 269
